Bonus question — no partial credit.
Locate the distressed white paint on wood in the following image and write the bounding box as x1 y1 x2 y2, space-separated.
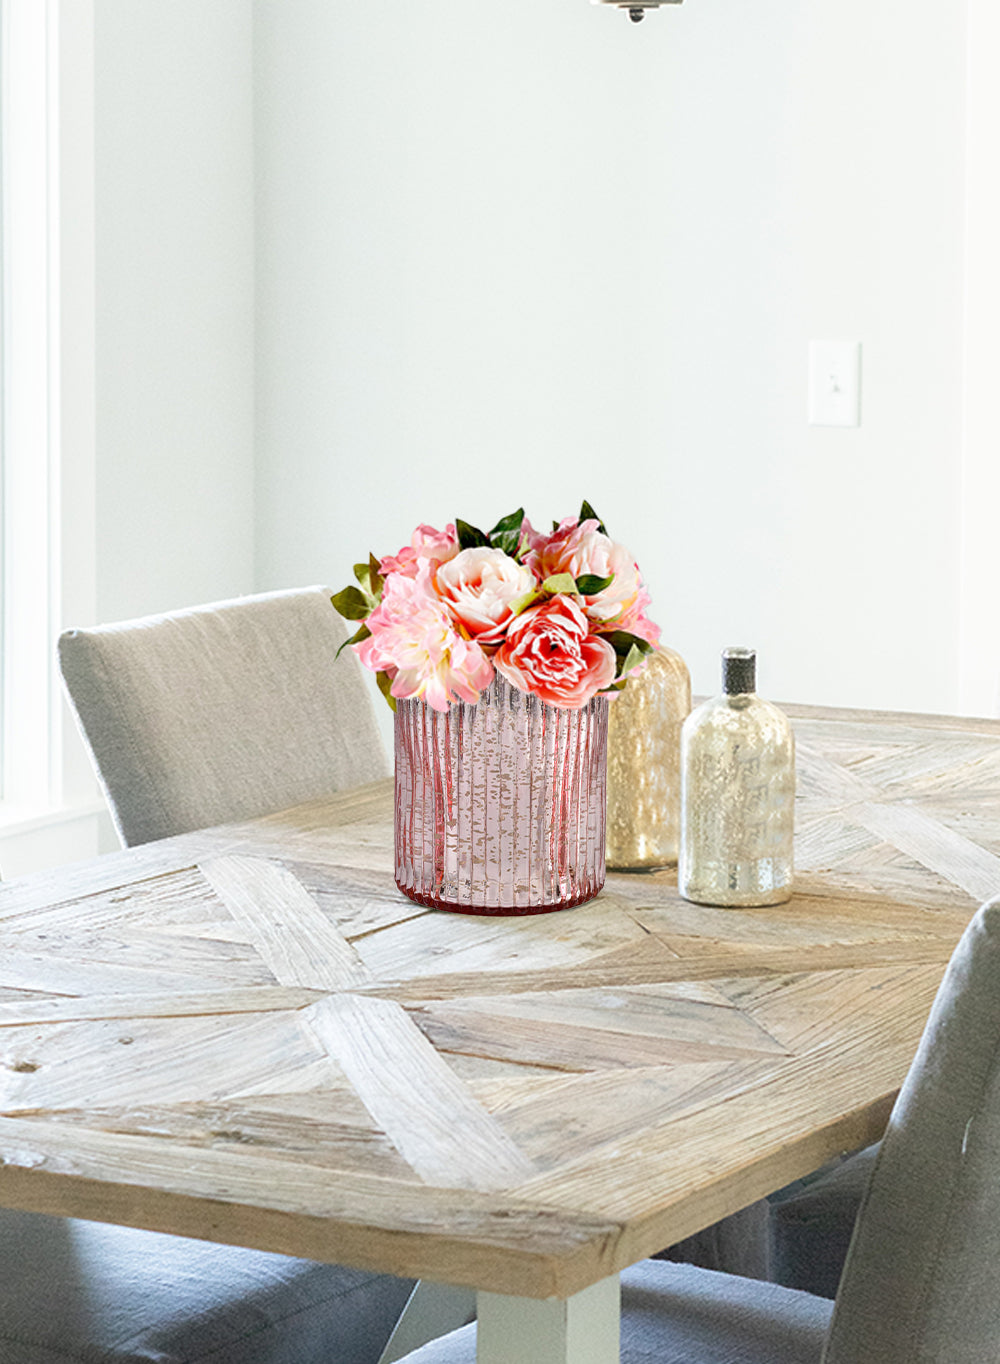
409 993 786 1073
200 855 373 989
0 836 217 920
0 987 322 1028
481 1061 770 1171
302 993 536 1192
354 898 649 984
853 800 1000 902
0 1011 325 1113
477 1275 620 1364
421 985 783 1048
0 948 264 996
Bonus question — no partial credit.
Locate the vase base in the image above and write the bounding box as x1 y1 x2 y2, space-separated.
395 879 603 916
606 860 677 872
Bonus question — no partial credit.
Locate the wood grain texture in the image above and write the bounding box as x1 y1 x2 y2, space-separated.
0 706 998 1298
303 993 536 1192
200 854 374 989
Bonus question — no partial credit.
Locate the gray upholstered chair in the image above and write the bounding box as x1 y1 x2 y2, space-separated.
0 587 413 1364
656 1197 772 1282
767 1143 878 1298
57 584 389 846
0 1212 413 1364
394 896 1000 1364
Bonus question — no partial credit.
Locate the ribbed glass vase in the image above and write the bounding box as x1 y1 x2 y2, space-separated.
394 675 609 915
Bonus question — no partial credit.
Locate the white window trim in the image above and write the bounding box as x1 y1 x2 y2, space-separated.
0 0 105 874
958 0 1000 719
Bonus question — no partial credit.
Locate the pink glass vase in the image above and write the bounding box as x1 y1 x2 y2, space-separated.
394 675 609 915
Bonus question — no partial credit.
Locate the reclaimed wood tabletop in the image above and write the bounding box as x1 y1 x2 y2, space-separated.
1 702 999 1360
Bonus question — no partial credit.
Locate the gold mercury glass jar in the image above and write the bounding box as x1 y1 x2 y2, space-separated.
679 647 794 907
606 644 691 869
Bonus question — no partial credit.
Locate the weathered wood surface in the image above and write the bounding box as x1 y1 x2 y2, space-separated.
0 703 998 1299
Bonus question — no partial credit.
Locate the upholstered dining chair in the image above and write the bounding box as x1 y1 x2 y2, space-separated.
0 587 414 1364
767 1142 878 1299
57 584 390 846
394 896 1000 1364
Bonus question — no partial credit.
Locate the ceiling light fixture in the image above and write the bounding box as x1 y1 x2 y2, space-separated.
595 0 683 22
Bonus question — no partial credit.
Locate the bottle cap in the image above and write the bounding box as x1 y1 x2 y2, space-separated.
722 647 756 695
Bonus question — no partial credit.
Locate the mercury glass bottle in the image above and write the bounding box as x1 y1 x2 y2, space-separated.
679 648 794 907
606 645 691 868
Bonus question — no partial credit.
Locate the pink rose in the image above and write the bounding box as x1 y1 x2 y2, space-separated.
494 594 616 709
357 563 493 711
379 523 460 579
523 516 659 642
435 547 536 647
521 516 605 575
611 589 661 646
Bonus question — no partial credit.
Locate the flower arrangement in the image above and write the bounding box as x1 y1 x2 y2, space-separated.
331 501 660 712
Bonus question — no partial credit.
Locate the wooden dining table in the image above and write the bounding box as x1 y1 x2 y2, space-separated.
1 701 999 1363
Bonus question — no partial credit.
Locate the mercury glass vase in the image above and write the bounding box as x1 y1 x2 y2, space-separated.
394 674 609 915
679 648 795 907
606 644 691 869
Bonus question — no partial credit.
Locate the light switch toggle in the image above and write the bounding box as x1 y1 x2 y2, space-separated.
808 340 861 427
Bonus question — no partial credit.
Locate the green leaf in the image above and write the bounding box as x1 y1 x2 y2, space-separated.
351 556 385 608
600 629 654 658
456 519 490 550
509 586 542 617
335 622 372 659
579 499 608 535
616 642 648 678
330 585 371 621
575 573 614 596
368 552 384 597
376 669 397 711
488 507 525 558
541 572 579 596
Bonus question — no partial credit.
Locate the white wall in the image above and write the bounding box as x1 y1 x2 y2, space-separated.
9 0 983 876
253 0 968 715
1 2 257 877
93 0 256 624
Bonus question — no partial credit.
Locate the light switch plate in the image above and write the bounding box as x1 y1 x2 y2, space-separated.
808 340 861 427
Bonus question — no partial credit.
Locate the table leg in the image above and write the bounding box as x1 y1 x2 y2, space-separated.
476 1274 620 1364
378 1282 478 1363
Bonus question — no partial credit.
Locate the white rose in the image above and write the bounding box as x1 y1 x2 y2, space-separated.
436 547 536 646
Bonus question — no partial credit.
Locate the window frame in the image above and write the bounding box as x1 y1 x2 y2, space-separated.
0 0 101 872
2 0 58 811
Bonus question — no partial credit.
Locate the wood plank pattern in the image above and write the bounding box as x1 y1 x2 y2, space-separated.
0 705 998 1299
303 994 536 1192
0 986 324 1027
200 855 374 989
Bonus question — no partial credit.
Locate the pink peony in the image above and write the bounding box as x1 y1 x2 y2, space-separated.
435 547 537 647
357 563 493 711
494 594 616 709
523 516 660 643
378 523 460 580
